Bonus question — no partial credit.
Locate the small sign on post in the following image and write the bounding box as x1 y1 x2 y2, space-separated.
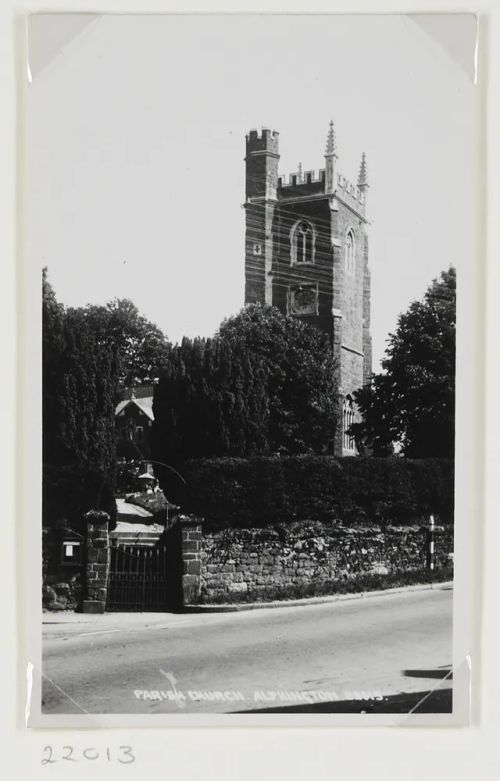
421 515 445 570
427 514 435 570
61 539 81 565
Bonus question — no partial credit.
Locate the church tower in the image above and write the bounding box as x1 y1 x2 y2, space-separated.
243 123 372 456
244 128 280 305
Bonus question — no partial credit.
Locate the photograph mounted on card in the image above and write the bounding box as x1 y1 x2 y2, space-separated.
24 12 478 727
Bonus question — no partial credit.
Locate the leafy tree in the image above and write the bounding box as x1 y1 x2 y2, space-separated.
153 303 339 502
152 335 270 474
217 303 339 455
43 270 119 531
75 298 171 388
352 268 456 458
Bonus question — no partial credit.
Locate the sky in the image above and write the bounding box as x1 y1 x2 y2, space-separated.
27 13 476 370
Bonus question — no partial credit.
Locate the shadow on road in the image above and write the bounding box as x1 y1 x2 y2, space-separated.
403 668 452 680
232 688 452 714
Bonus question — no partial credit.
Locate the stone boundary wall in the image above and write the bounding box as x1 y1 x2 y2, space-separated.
200 523 454 604
42 516 453 611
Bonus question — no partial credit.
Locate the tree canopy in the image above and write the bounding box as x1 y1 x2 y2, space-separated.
216 304 339 455
74 298 171 388
43 270 119 530
152 304 339 499
152 334 270 473
351 267 456 458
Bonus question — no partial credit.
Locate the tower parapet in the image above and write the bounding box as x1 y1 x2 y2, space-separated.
245 127 280 155
336 173 366 216
278 169 325 188
276 168 366 217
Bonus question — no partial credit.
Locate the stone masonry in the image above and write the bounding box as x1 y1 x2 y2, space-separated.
244 124 372 455
177 515 204 604
82 511 110 613
43 514 452 611
199 523 453 604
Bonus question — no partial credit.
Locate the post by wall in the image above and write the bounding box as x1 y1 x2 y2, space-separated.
162 514 204 609
178 515 204 605
82 511 110 614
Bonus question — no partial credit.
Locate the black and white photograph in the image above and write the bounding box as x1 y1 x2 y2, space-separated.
27 12 478 725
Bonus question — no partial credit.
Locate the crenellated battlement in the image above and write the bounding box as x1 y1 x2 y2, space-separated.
246 127 280 155
278 169 326 187
336 173 365 204
277 169 365 206
246 124 368 217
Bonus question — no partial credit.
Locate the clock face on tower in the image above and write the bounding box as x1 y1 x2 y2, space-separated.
289 285 318 316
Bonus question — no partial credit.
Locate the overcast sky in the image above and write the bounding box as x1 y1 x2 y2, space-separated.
28 13 476 370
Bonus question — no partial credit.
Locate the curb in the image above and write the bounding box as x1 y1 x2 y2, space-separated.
182 580 453 613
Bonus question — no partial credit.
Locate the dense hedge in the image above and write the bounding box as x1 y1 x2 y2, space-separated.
179 456 454 529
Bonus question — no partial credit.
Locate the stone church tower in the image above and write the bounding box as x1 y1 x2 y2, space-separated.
244 123 372 456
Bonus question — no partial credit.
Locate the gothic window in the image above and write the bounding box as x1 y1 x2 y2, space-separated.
345 230 355 273
343 396 356 452
291 220 315 264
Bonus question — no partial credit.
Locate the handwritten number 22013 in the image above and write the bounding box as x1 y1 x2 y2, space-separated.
42 746 135 764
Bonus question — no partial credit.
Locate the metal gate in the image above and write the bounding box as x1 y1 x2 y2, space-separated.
107 543 169 611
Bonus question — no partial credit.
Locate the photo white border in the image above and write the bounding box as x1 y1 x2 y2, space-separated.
2 0 498 777
21 5 479 733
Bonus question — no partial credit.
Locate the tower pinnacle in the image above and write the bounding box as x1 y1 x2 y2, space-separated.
357 152 369 187
325 120 338 157
324 120 338 193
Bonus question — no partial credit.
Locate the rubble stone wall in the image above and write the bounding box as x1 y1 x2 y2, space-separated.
200 523 453 603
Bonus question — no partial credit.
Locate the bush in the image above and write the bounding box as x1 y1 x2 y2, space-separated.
181 456 454 530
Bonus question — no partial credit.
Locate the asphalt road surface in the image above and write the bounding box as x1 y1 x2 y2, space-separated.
42 585 452 714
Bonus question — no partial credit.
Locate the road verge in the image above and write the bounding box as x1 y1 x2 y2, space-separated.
183 580 453 613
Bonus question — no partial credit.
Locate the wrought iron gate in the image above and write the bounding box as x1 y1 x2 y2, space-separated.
107 544 169 611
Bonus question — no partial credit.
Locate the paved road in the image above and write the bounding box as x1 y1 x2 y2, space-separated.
42 586 452 714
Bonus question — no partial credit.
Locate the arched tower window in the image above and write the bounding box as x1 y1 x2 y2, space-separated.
291 220 315 264
343 395 356 452
345 230 355 273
